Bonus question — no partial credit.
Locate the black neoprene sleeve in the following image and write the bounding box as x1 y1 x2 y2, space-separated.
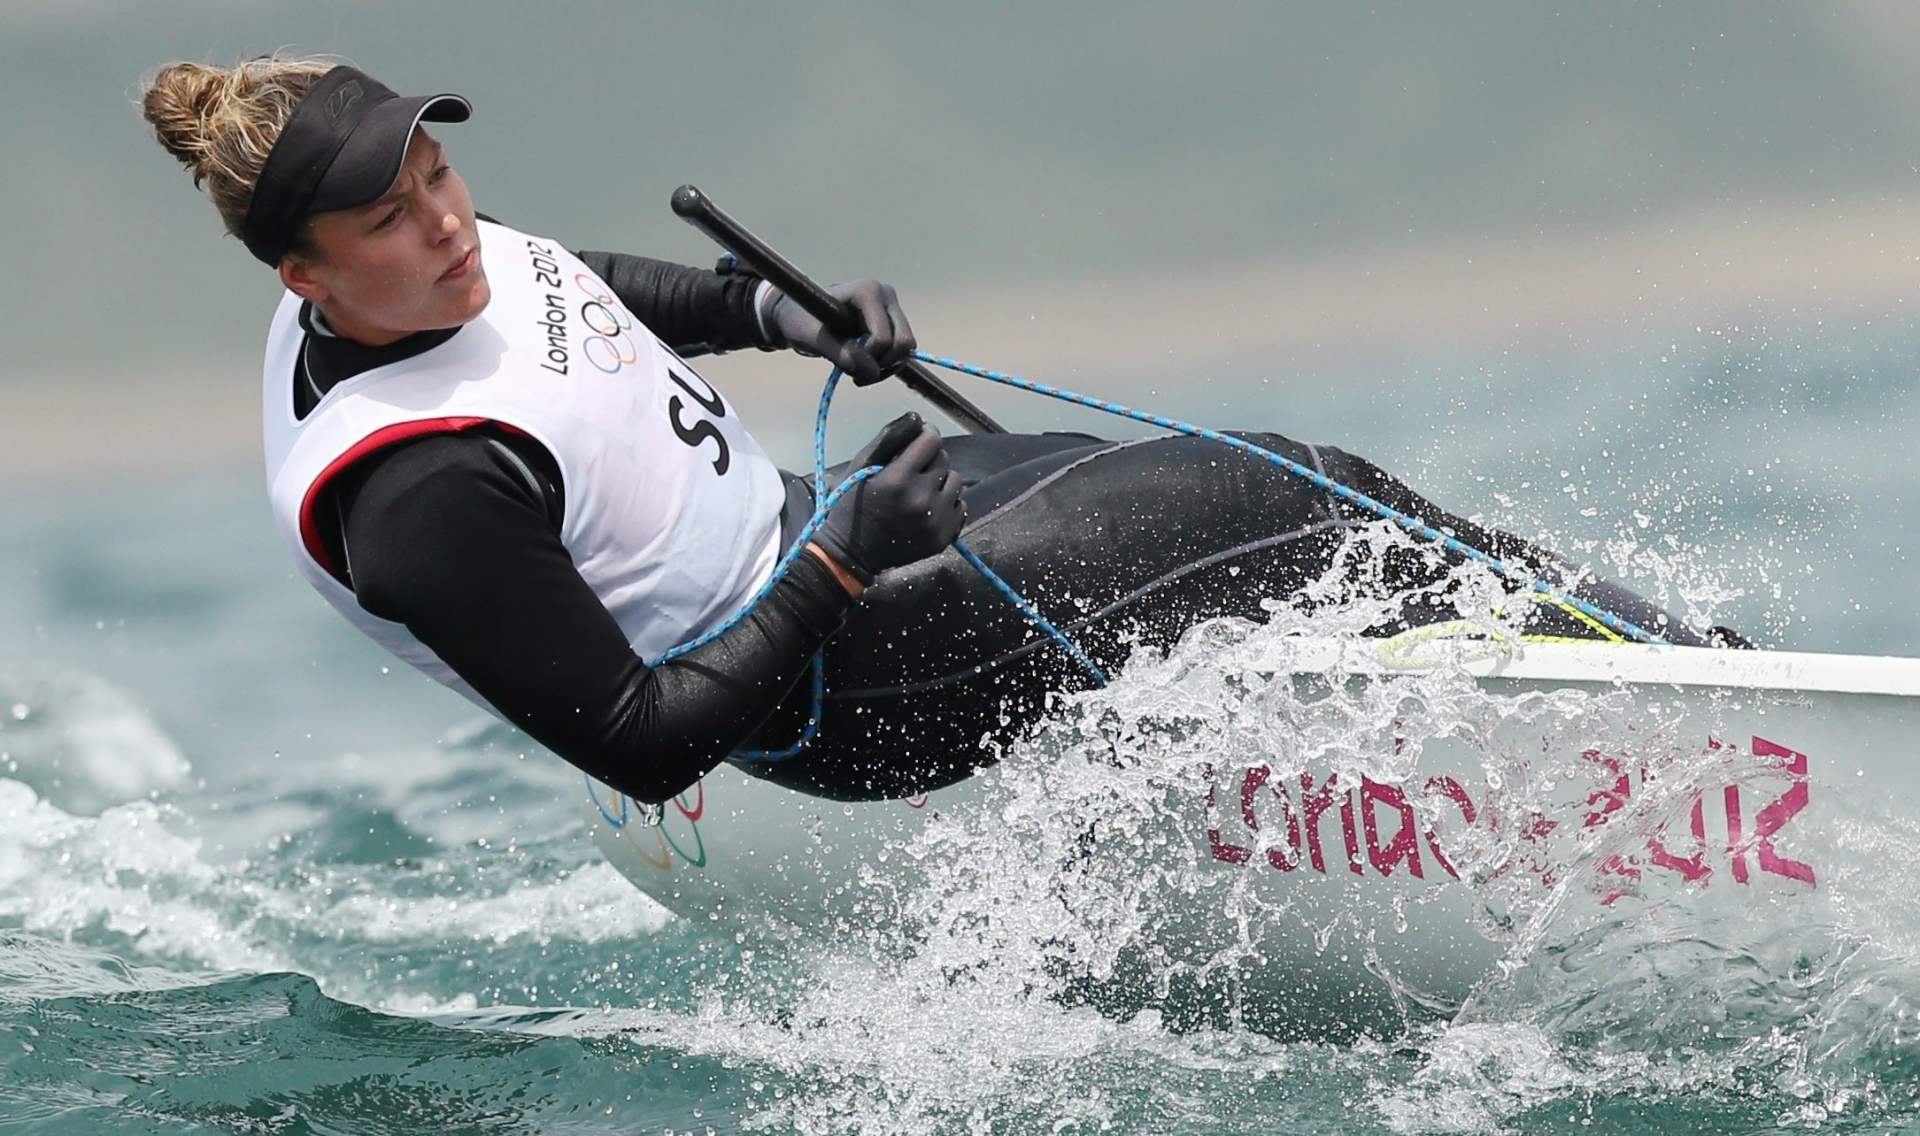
574 250 771 356
341 434 849 804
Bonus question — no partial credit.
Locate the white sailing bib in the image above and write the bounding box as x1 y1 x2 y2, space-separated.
262 219 786 713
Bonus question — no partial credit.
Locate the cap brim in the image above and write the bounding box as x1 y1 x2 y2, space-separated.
310 92 473 215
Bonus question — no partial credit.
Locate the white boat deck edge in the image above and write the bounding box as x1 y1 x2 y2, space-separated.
1275 638 1920 698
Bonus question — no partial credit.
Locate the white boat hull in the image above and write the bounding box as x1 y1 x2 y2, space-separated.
581 640 1920 1023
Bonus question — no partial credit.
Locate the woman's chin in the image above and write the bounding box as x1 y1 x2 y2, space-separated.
442 272 492 324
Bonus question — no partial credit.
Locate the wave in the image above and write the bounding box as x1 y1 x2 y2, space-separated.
0 661 189 815
6 555 1920 1131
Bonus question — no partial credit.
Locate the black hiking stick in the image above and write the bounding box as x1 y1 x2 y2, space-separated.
671 184 1007 435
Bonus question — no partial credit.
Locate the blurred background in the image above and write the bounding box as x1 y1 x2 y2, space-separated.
6 0 1920 766
7 7 1920 1130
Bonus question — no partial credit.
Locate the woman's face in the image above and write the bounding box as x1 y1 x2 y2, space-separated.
279 130 490 346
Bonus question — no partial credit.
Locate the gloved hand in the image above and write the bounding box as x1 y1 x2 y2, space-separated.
763 279 916 386
812 413 966 586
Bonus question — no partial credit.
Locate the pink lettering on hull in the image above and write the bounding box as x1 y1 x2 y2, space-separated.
1200 734 1817 892
1645 793 1711 884
1203 764 1253 865
1361 777 1423 878
1422 777 1476 879
1750 739 1816 886
1300 772 1343 875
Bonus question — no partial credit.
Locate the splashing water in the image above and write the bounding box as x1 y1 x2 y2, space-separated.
5 323 1920 1131
549 536 1920 1132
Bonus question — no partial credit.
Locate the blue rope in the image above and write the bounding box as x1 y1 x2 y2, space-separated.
953 539 1108 683
650 365 1107 765
653 367 859 761
653 368 863 665
605 343 1664 788
911 350 1670 647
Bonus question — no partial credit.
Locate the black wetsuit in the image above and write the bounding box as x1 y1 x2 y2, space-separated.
307 243 1720 806
739 433 1720 800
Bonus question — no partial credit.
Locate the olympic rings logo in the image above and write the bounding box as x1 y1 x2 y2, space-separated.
574 272 640 375
585 773 707 872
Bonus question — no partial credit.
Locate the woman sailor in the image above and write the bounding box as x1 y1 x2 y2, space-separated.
141 55 1729 806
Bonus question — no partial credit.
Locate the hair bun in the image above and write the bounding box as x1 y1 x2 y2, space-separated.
139 54 336 241
142 62 233 181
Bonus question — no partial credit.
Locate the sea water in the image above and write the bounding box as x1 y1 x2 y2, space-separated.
2 320 1918 1133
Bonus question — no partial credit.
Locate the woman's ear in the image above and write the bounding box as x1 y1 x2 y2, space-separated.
279 255 329 303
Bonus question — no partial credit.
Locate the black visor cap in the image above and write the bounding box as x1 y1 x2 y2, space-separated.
242 65 470 266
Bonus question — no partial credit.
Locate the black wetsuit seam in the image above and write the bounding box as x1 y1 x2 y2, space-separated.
828 519 1360 700
962 437 1157 532
1303 441 1336 522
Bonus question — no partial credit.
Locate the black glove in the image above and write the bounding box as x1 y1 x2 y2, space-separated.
813 413 966 585
763 279 916 386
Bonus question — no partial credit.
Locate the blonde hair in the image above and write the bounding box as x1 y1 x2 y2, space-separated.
140 54 339 243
